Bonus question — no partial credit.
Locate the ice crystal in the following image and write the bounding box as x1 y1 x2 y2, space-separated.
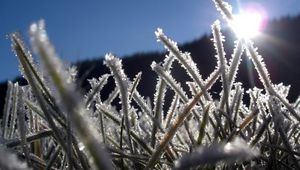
155 28 210 101
246 42 273 93
86 74 110 108
213 0 233 21
151 61 188 102
228 40 244 88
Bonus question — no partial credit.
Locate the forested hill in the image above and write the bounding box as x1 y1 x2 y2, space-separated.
1 15 300 112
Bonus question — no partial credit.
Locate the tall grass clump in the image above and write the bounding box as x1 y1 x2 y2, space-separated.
1 0 300 169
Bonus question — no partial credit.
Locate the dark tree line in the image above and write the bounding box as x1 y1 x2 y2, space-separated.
1 15 300 113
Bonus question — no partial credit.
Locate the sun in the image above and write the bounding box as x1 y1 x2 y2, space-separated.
230 10 264 39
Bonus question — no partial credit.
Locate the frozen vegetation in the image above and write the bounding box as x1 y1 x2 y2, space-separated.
1 0 300 169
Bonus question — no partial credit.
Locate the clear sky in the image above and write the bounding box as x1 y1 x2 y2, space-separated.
1 0 300 82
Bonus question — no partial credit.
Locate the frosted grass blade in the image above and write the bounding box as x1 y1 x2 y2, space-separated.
1 81 13 138
104 53 133 154
96 104 153 155
151 62 188 103
12 68 75 168
7 83 19 139
5 129 52 148
155 28 211 101
86 74 110 108
152 54 175 146
197 104 211 145
146 69 219 168
227 40 244 89
29 20 112 170
164 94 179 129
212 20 229 111
16 86 31 165
213 0 234 21
129 72 142 100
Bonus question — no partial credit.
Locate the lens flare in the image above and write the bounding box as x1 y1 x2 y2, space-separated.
230 6 267 39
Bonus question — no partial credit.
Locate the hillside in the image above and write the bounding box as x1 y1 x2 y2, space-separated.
1 15 300 112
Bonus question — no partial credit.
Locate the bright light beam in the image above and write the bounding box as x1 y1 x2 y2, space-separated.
230 11 264 39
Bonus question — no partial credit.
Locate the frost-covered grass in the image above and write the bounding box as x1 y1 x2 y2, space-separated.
1 0 300 169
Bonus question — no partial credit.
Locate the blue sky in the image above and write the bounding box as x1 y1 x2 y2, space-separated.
1 0 300 82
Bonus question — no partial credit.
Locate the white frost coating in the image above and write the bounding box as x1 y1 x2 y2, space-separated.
174 137 259 170
164 94 179 128
155 28 166 43
228 40 244 89
103 53 129 104
152 53 175 133
67 65 78 83
86 74 110 107
104 53 128 85
30 20 113 170
29 20 75 96
4 0 300 168
224 138 259 157
155 28 180 52
213 0 233 21
133 90 152 116
246 41 272 92
212 21 228 94
154 28 163 38
272 83 291 99
30 20 47 44
104 53 134 153
212 20 227 70
151 61 189 102
155 28 210 101
10 33 39 81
